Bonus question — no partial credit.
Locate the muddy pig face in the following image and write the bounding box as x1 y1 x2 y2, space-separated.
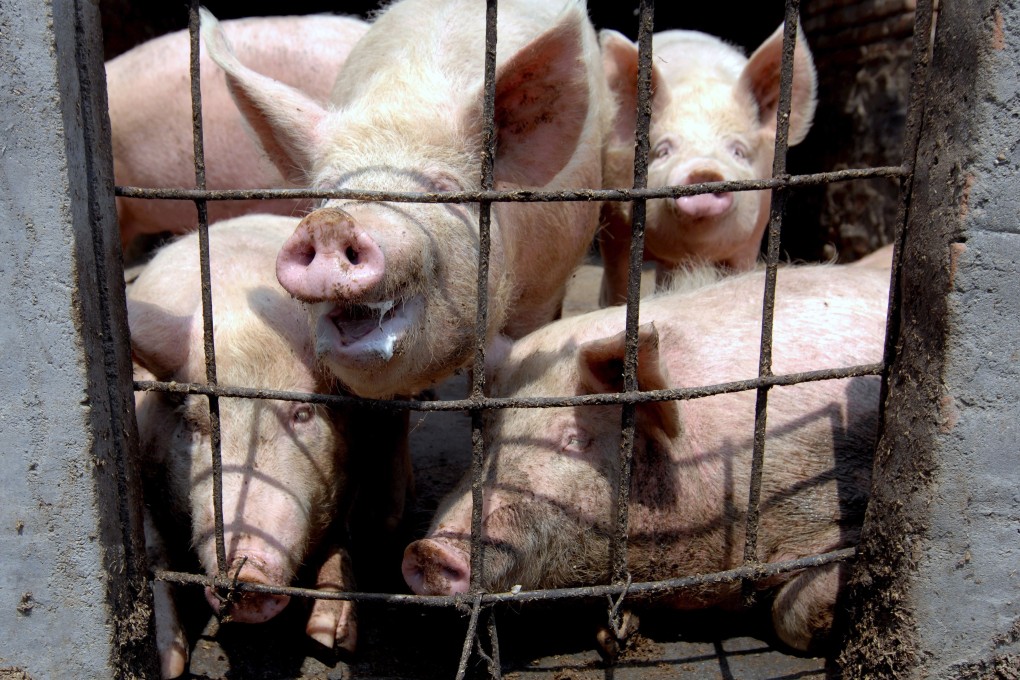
403 325 680 594
601 25 817 270
160 393 347 622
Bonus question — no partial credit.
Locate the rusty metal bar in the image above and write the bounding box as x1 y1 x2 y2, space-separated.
152 547 855 606
135 361 885 411
188 0 227 579
741 0 802 599
468 0 499 604
115 165 904 203
610 0 655 589
455 594 484 680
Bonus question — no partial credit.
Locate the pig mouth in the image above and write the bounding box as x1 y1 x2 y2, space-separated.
315 296 423 363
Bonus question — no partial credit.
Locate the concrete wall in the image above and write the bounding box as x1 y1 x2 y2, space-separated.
839 0 1020 675
0 1 156 677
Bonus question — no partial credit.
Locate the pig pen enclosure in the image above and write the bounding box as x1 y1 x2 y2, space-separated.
3 0 1020 678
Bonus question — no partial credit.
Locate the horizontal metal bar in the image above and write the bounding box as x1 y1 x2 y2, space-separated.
135 362 883 412
115 166 904 204
153 547 854 606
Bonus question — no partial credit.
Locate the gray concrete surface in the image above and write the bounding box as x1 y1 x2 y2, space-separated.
838 0 1020 676
0 1 155 677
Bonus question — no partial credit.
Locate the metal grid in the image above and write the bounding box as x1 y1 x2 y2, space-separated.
119 0 934 676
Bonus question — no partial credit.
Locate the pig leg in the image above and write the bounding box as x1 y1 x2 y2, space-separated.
144 509 189 679
770 562 843 653
306 544 358 652
598 207 635 308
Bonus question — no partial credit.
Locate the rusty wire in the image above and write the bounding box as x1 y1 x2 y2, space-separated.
187 1 228 583
463 0 501 672
115 165 903 203
741 0 802 606
126 0 914 676
153 546 855 605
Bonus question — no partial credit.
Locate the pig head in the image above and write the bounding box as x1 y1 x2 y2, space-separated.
404 264 888 652
130 215 357 676
599 24 817 305
200 0 610 398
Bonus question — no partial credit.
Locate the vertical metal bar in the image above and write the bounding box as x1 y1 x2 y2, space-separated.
741 0 801 583
880 0 935 397
468 0 498 598
455 594 484 680
485 609 502 679
188 0 227 576
611 0 655 586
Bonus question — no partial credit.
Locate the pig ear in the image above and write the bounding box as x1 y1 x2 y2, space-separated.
200 8 327 184
127 300 194 380
599 29 669 151
486 9 591 187
739 22 817 146
578 323 680 439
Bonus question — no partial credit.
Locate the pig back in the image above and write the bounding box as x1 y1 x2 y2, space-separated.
109 16 368 245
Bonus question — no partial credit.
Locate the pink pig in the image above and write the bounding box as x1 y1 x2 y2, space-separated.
199 0 611 399
129 215 358 678
403 262 888 653
108 15 368 248
598 25 818 305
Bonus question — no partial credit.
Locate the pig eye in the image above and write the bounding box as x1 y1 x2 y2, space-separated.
291 404 315 426
730 142 750 162
428 173 462 193
652 140 673 161
560 431 592 454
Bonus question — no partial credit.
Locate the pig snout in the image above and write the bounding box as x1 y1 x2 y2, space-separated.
402 539 471 596
671 167 733 219
204 557 292 623
276 207 385 303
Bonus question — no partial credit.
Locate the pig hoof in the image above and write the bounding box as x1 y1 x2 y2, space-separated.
307 599 358 653
595 609 640 662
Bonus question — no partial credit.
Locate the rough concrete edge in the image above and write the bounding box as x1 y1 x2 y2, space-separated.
836 0 986 676
55 0 159 676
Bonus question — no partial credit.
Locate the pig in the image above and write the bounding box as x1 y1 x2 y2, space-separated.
598 25 818 306
108 15 368 248
129 214 357 678
199 0 612 400
403 263 888 653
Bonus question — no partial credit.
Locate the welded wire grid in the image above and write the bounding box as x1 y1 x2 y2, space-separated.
124 0 936 676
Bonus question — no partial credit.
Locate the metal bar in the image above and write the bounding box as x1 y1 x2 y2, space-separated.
187 0 227 578
134 361 886 411
153 547 855 605
742 0 802 594
455 594 484 680
611 0 655 588
114 165 905 203
468 0 499 601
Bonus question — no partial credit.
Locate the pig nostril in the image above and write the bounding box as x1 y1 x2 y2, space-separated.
345 245 360 265
292 243 315 268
